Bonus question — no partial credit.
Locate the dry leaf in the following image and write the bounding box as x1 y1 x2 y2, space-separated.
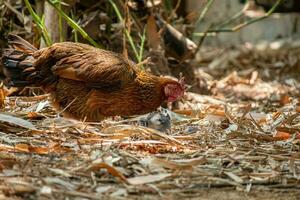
14 144 48 154
127 173 171 185
0 85 7 109
140 157 206 171
147 15 161 50
224 172 243 183
280 95 291 105
13 143 71 154
0 113 37 130
274 131 291 140
0 153 17 171
87 162 129 184
27 112 44 119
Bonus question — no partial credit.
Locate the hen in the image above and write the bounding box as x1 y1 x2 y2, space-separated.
1 35 184 121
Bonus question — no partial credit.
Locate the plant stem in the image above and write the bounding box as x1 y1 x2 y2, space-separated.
109 0 139 61
216 10 244 29
58 2 64 42
194 0 284 36
70 10 78 43
24 0 52 46
138 27 146 67
196 0 215 25
47 0 102 48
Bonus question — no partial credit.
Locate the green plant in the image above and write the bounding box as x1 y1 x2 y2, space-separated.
24 0 52 46
138 27 146 64
47 0 102 48
108 0 140 62
194 0 284 36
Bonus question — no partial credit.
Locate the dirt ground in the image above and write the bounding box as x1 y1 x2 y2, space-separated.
135 189 300 200
1 45 300 200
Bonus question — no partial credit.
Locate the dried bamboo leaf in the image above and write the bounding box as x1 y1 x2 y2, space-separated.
127 173 171 185
0 113 37 130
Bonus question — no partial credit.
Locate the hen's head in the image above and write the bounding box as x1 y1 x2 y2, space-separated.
163 77 185 102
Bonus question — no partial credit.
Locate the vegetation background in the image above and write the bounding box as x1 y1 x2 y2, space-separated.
0 1 300 199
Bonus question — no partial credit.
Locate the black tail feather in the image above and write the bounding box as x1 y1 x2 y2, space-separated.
7 34 37 53
1 35 37 88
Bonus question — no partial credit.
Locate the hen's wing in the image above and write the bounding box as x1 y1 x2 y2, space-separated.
34 42 137 92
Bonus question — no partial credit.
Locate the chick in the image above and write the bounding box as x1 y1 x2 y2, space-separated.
138 108 171 132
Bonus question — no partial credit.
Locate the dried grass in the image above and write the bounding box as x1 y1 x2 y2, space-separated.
0 44 300 199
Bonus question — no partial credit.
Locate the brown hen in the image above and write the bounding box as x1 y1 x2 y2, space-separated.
1 35 184 121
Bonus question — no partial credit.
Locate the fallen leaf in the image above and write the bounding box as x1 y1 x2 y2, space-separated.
0 153 17 171
35 100 49 112
86 162 129 184
110 188 127 197
127 173 171 185
173 109 194 116
48 168 72 177
0 113 37 130
0 85 7 108
147 14 161 49
13 143 71 154
140 157 206 170
43 177 76 190
14 144 30 153
274 131 291 140
27 112 44 119
224 171 243 183
15 144 48 154
280 95 291 105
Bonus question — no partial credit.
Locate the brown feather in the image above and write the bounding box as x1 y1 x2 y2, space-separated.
2 35 183 121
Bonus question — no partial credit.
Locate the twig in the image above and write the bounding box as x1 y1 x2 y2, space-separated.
216 10 244 29
4 1 23 23
193 24 212 57
157 0 181 36
249 113 266 133
109 0 139 61
58 97 78 115
134 57 151 68
166 0 181 24
192 0 215 56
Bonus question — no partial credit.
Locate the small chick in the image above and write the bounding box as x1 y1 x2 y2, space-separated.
138 108 171 132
